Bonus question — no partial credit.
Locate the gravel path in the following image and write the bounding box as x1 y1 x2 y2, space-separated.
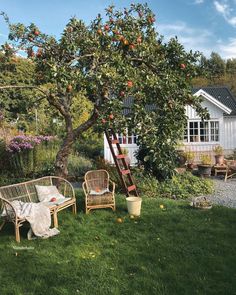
206 177 236 208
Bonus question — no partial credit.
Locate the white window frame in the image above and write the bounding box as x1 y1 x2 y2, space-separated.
184 120 220 143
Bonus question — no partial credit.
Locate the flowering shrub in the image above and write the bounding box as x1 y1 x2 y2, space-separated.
6 135 56 153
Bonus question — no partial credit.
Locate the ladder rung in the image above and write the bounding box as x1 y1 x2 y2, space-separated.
121 169 130 175
128 185 136 192
111 139 119 144
116 154 125 159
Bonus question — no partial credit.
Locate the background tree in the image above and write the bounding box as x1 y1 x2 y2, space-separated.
1 4 208 179
226 58 236 77
208 52 226 79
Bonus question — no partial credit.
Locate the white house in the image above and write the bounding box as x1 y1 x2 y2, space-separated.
104 86 236 165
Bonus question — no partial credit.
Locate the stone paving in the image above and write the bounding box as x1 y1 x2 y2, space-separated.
207 177 236 208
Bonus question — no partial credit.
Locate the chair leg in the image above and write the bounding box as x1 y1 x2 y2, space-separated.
72 203 77 215
0 220 6 231
53 212 58 228
15 224 20 243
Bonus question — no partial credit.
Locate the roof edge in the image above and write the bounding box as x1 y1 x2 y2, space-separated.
194 89 232 115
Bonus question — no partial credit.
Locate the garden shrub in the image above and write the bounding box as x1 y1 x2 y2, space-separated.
68 155 94 179
73 130 103 159
135 146 178 180
0 176 32 186
1 135 59 177
159 172 214 199
134 170 214 199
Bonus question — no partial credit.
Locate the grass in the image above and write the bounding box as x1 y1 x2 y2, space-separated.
0 190 236 295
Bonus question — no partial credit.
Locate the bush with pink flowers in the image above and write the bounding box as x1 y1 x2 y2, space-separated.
6 135 55 153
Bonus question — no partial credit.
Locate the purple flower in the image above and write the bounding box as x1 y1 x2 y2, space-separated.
6 134 56 153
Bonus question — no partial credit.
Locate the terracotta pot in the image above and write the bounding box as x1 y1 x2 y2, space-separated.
187 163 194 170
215 155 224 165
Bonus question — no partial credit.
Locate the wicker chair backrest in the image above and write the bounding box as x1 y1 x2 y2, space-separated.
85 170 109 192
0 176 74 204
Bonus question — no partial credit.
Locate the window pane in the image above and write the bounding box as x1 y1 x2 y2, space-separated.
200 121 209 142
123 136 127 144
189 121 199 142
128 136 132 144
210 121 219 142
187 120 219 143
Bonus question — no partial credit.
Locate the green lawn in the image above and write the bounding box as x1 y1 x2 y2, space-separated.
0 190 236 295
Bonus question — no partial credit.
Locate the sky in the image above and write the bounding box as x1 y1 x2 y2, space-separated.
0 0 236 59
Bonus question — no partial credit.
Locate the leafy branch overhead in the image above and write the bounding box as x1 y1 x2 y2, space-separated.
0 3 209 178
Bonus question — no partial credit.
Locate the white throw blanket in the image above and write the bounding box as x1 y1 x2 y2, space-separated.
4 200 60 240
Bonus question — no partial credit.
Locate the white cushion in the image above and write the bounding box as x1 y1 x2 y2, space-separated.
35 185 64 202
89 188 110 195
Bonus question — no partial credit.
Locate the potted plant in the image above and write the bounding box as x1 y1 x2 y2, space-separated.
190 196 212 210
184 151 195 170
213 145 224 165
198 154 212 177
120 147 130 167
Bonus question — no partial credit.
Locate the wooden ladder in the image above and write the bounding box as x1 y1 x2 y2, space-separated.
105 128 139 197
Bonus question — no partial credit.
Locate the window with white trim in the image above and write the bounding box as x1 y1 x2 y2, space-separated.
117 133 137 144
109 132 137 144
184 120 219 143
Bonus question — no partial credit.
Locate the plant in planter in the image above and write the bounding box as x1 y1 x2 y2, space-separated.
190 196 212 209
184 151 195 170
198 154 212 177
213 145 224 165
120 147 131 167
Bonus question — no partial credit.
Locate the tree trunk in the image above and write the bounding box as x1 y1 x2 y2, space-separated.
55 132 74 178
54 108 99 178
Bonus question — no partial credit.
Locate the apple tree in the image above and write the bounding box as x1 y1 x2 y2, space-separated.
1 4 208 179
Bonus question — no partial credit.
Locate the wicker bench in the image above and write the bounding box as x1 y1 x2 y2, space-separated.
0 176 77 242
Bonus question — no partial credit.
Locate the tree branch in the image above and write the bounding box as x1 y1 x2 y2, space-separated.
73 107 99 138
129 57 162 74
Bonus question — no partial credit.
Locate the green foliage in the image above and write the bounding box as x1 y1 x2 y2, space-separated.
208 52 226 77
136 145 179 179
184 150 195 162
0 138 59 178
0 176 31 186
73 129 103 159
134 171 214 199
159 172 213 199
200 154 212 165
0 54 36 125
194 53 236 96
68 155 93 179
213 145 223 155
2 3 209 178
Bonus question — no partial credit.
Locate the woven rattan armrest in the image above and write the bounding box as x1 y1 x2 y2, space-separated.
109 180 115 194
0 196 18 221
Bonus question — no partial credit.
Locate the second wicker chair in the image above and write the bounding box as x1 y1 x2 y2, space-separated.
82 170 116 214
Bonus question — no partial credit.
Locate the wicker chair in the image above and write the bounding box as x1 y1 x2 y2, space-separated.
83 170 116 214
0 176 76 242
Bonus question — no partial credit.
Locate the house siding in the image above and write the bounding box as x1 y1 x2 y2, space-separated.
104 96 236 164
223 116 236 151
104 136 138 166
